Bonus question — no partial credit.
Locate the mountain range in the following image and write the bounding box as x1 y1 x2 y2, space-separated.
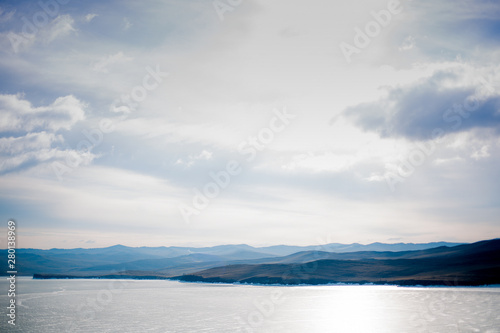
4 239 500 286
2 241 463 277
174 239 500 286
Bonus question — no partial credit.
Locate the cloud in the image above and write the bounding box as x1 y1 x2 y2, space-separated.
0 94 86 133
0 14 75 53
471 144 490 160
176 149 213 167
42 14 76 43
0 7 15 23
1 0 500 247
0 146 93 175
91 51 133 73
0 94 94 174
387 0 500 64
0 132 62 155
84 13 98 22
123 17 132 30
342 66 500 140
398 35 415 51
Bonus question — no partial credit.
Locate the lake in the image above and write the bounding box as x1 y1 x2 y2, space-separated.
1 277 499 332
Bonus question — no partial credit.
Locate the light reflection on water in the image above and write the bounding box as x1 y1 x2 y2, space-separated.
0 278 499 332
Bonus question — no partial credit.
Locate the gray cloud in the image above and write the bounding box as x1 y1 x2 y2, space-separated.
343 70 500 140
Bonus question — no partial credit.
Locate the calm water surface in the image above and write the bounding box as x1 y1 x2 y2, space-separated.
1 277 499 332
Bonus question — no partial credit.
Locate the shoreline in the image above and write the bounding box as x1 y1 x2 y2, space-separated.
29 273 500 288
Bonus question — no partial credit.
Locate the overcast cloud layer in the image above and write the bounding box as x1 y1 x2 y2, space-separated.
0 0 499 249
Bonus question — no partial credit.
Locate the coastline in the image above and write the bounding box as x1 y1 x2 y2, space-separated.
30 273 500 288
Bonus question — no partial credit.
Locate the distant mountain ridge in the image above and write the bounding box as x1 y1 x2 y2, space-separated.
257 241 464 256
1 241 464 277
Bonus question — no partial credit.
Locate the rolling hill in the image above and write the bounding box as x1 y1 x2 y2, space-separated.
9 239 499 286
172 239 500 286
1 241 463 277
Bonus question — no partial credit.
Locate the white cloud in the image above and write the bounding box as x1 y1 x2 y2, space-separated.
471 145 490 160
433 156 464 166
0 132 62 155
176 149 213 167
0 94 93 175
123 17 132 30
92 52 134 73
0 94 86 132
0 7 15 23
0 147 95 174
84 13 98 22
0 14 76 53
399 35 415 51
43 15 76 43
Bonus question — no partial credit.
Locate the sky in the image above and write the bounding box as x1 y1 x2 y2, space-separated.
0 0 499 249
